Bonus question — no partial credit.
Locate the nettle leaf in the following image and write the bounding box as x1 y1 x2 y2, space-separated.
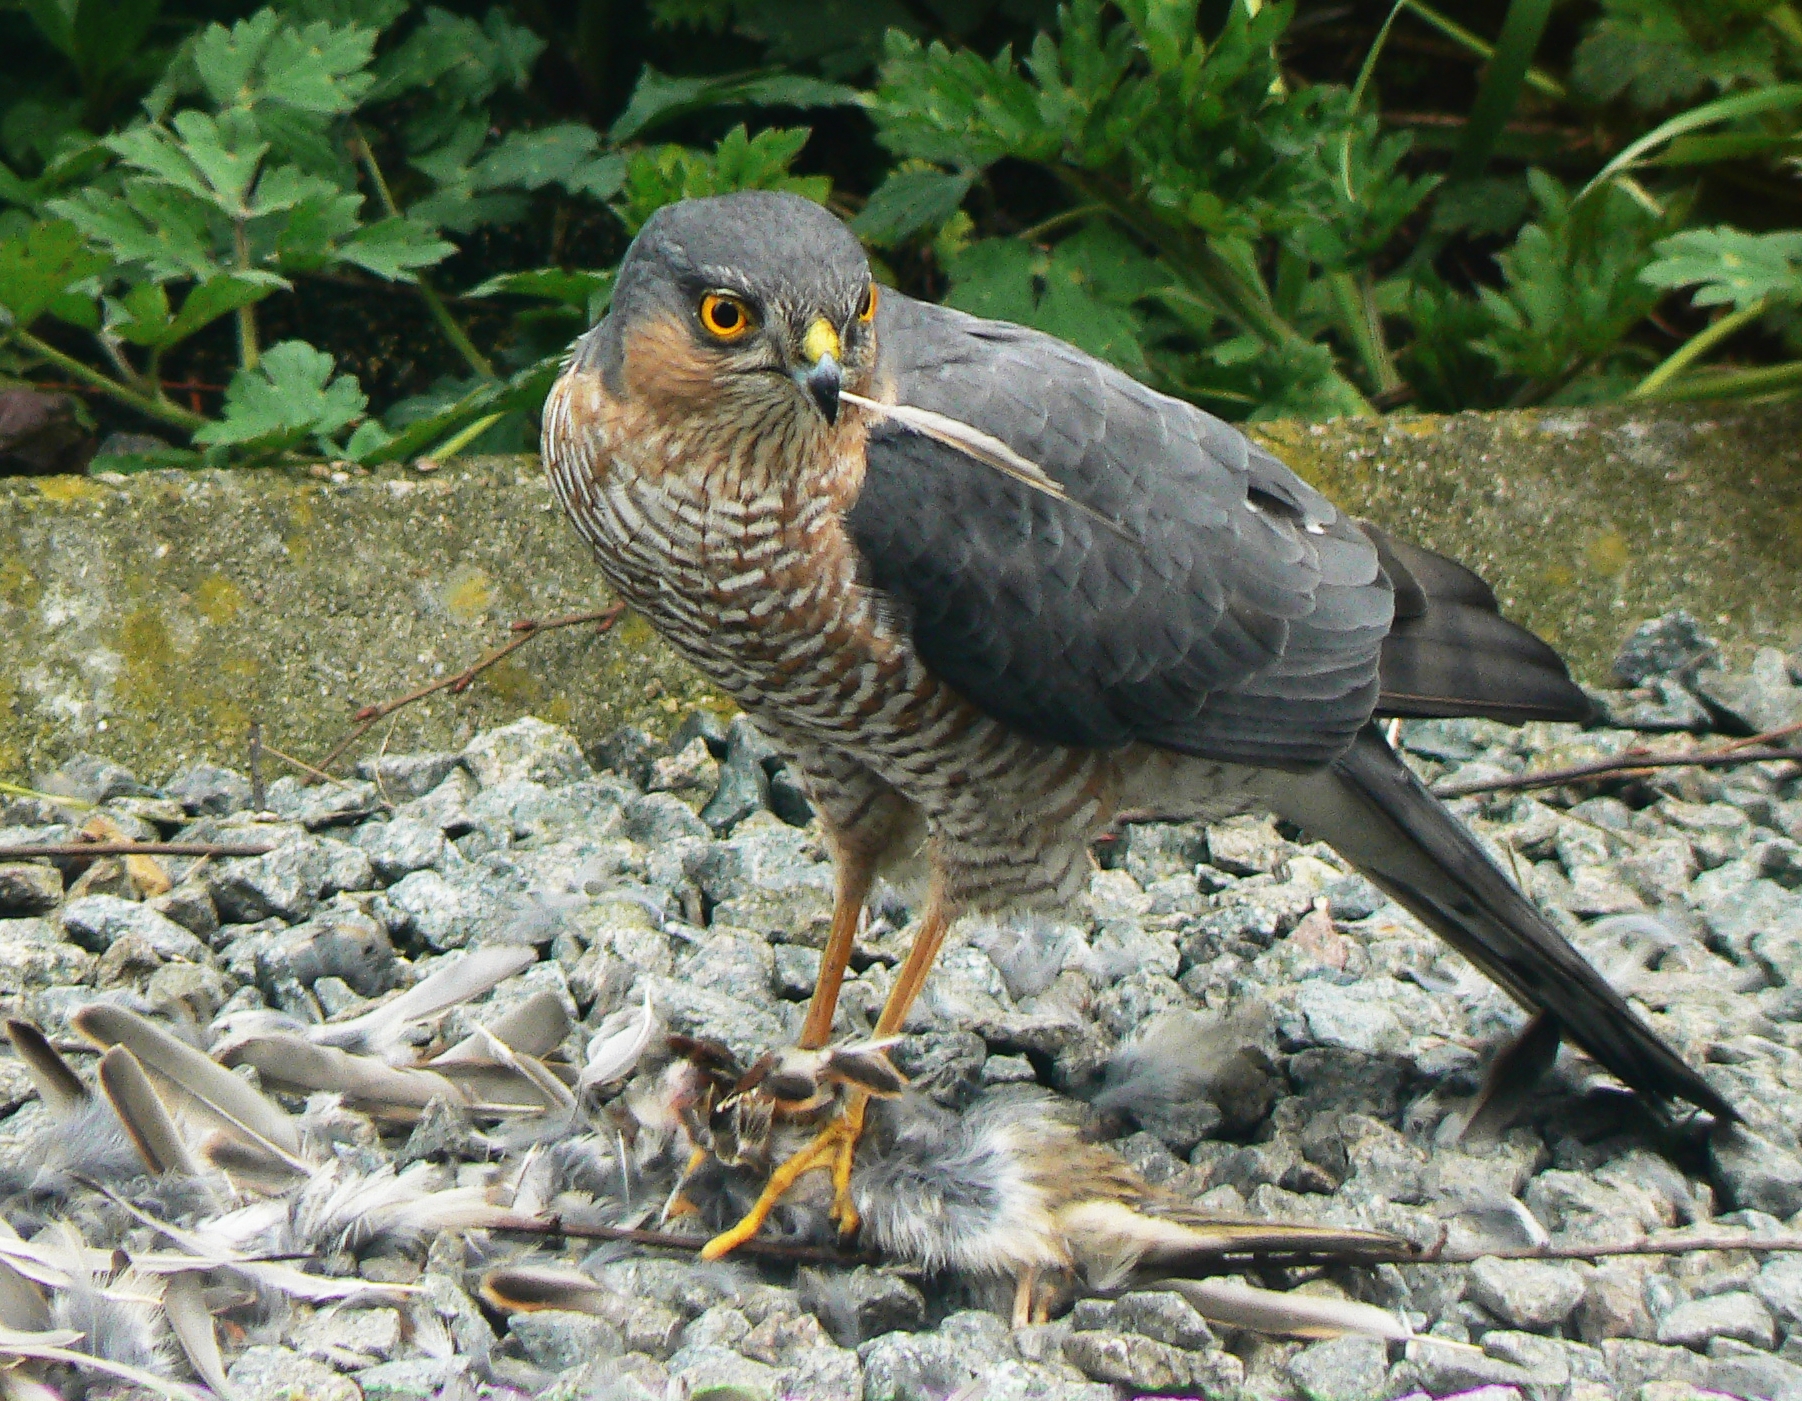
277 0 411 31
608 65 861 144
1642 227 1802 310
470 125 602 191
51 181 223 281
0 219 108 328
613 126 829 234
336 217 455 280
852 167 974 246
267 190 363 270
195 338 367 450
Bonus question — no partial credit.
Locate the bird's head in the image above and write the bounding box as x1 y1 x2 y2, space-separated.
598 191 879 432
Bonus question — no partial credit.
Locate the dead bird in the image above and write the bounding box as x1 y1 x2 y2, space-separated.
640 1038 1410 1329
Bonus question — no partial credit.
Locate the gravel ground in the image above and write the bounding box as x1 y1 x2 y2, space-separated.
0 614 1800 1401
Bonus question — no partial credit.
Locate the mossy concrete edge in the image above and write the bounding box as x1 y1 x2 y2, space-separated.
2 402 1798 785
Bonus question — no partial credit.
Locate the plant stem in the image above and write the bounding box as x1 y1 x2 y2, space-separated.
1449 0 1554 182
7 328 208 432
1399 0 1565 100
1327 270 1403 394
1769 3 1802 56
1062 168 1377 417
429 411 504 459
1631 299 1767 399
350 129 496 382
1635 357 1802 401
233 222 259 371
1014 203 1105 243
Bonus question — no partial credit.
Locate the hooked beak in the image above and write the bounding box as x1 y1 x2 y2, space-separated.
795 317 842 425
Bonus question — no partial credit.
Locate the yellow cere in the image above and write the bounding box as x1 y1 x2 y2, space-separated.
802 317 841 366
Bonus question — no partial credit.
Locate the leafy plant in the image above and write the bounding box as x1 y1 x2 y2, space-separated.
3 0 1802 474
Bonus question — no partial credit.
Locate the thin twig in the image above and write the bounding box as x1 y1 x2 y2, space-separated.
258 740 367 793
248 721 265 813
1269 1230 1802 1270
1433 717 1802 798
312 605 627 776
490 1215 877 1266
0 842 274 859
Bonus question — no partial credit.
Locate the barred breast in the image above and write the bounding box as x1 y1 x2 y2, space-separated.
542 366 1259 913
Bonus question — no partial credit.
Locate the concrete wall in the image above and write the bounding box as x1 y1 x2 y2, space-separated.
2 402 1799 784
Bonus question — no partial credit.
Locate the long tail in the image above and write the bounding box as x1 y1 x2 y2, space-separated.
1263 723 1733 1121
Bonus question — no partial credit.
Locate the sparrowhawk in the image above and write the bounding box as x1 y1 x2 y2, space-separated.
542 191 1731 1258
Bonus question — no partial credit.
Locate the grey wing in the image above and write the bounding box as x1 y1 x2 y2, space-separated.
848 294 1393 769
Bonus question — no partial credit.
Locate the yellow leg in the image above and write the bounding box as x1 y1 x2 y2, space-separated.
798 860 873 1050
699 1098 865 1259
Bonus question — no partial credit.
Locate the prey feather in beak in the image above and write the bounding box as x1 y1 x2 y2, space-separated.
796 318 842 423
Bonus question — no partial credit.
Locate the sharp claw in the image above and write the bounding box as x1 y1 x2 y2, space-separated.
701 1094 870 1259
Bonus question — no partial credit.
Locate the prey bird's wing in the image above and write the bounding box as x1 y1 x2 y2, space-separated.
852 295 1590 768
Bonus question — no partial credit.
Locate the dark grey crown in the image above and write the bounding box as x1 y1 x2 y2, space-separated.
614 191 870 321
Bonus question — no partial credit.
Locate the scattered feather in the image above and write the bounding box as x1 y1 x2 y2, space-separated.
97 1047 200 1177
4 1020 88 1117
576 990 656 1098
1166 1277 1414 1341
162 1271 232 1400
310 946 536 1062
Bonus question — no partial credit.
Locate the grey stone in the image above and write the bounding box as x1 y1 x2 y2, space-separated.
292 1307 403 1365
675 930 775 1006
1657 1292 1776 1350
463 717 592 789
507 1309 625 1372
591 726 660 787
226 1345 361 1401
265 777 382 829
798 1266 926 1346
60 894 208 961
773 943 821 1000
624 791 710 845
38 754 151 805
147 880 218 939
0 863 60 915
1292 980 1406 1056
381 869 502 951
1286 1335 1390 1401
1206 814 1287 875
1467 1256 1589 1331
165 763 253 816
1705 1345 1802 1401
208 840 332 923
664 1343 780 1399
701 743 770 834
766 763 814 826
352 1359 464 1401
256 906 396 997
1614 610 1720 686
1602 1338 1710 1389
1062 1329 1243 1395
354 752 462 802
1109 1289 1217 1350
859 1330 978 1401
1695 648 1802 735
0 916 97 990
1756 1258 1802 1329
353 817 447 884
1712 1125 1802 1218
646 737 720 801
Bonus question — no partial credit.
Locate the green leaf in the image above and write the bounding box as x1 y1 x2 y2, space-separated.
1449 0 1552 181
354 355 560 465
608 66 861 144
852 168 974 246
470 125 602 191
18 0 76 58
335 217 455 280
194 338 366 450
1572 0 1778 111
1642 228 1802 311
1581 85 1802 203
368 7 545 112
257 19 377 114
51 181 224 280
467 267 614 309
613 126 830 234
108 271 283 348
0 219 108 328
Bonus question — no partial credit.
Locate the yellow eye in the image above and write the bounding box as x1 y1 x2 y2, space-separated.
698 291 756 340
857 282 879 324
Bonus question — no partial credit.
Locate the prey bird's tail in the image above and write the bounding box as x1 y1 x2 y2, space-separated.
1264 724 1734 1121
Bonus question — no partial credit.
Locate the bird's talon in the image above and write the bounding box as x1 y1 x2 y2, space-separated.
702 1096 870 1259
